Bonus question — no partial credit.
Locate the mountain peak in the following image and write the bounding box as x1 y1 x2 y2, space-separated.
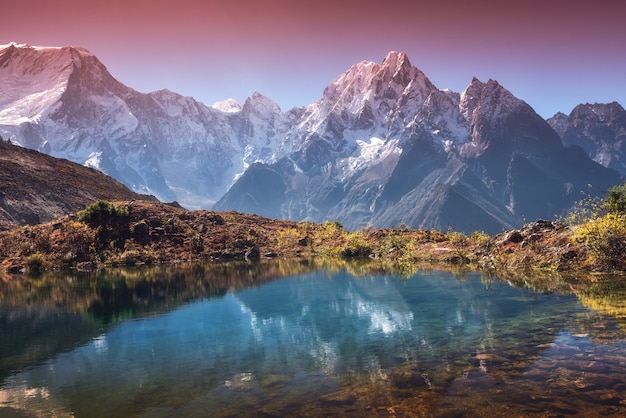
318 51 435 118
243 91 281 114
578 101 626 115
0 43 94 56
0 43 98 74
380 51 423 87
1 42 30 51
466 77 500 89
212 98 243 113
1 42 19 53
381 51 411 71
461 76 522 115
549 101 626 174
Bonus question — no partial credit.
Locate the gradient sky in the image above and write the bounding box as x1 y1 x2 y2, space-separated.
3 0 625 118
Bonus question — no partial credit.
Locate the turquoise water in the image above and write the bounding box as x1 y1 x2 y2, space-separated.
2 263 626 416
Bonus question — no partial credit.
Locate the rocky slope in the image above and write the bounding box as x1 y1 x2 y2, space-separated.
0 139 155 230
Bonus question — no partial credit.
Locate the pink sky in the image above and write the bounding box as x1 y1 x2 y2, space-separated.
3 0 626 117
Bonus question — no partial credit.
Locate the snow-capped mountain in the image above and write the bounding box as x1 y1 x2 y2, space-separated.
0 43 295 208
547 102 626 175
1 44 622 233
215 53 622 233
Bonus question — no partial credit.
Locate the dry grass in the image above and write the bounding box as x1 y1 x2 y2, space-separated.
0 201 619 275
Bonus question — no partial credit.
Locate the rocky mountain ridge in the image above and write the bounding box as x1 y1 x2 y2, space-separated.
215 56 622 233
547 102 626 175
0 43 623 234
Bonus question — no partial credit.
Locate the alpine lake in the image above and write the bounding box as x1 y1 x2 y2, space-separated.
2 259 626 417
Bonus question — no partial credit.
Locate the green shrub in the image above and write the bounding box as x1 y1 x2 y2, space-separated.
563 182 626 270
78 200 130 250
119 249 155 265
446 227 467 244
324 220 344 230
565 183 626 227
604 182 626 215
79 200 129 228
563 193 604 226
24 252 49 273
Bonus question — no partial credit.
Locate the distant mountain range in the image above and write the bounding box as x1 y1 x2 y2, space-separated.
0 43 623 233
548 102 626 174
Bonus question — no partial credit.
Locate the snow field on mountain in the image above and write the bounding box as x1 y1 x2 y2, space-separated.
1 44 624 233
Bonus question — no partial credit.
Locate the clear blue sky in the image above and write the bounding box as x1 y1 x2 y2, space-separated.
3 0 626 118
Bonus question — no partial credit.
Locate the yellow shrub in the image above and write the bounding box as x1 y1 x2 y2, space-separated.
397 239 419 262
573 213 626 269
447 227 468 244
277 227 302 249
341 231 372 257
469 230 490 243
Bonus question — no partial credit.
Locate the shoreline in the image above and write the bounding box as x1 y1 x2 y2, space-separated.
0 200 623 277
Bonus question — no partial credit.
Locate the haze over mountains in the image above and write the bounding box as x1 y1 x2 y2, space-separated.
0 43 623 233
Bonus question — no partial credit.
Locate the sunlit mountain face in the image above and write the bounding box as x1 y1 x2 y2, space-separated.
0 44 622 233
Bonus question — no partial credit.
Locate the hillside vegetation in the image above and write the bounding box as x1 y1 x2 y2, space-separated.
1 182 625 275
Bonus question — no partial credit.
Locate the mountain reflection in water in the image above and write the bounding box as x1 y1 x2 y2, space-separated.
1 260 626 417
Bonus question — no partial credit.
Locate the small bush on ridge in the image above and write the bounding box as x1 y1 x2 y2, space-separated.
78 200 129 228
